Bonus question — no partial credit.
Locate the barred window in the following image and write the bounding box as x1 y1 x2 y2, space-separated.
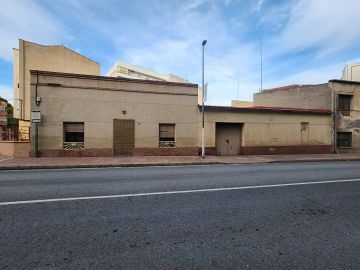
338 94 352 116
63 122 84 150
159 124 175 147
337 132 352 148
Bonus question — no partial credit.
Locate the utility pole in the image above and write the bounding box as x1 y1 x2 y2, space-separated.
201 40 207 159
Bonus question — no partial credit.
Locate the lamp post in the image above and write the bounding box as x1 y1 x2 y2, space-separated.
201 40 207 159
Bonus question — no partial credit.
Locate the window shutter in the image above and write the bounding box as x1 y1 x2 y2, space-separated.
64 123 84 132
159 124 175 139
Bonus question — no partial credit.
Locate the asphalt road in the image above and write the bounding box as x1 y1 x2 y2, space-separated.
1 161 360 269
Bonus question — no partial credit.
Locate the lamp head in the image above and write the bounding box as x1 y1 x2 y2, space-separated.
202 40 207 46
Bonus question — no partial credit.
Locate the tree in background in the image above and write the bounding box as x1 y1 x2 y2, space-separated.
0 97 18 126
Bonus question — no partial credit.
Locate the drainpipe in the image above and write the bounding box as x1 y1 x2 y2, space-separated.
34 71 40 158
332 85 337 153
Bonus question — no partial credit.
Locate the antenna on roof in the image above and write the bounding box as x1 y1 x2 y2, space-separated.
237 65 240 100
259 37 263 92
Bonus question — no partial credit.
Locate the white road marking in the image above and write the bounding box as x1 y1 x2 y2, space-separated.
1 178 360 206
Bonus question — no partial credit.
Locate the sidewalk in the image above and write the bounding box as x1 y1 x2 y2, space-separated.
0 153 360 170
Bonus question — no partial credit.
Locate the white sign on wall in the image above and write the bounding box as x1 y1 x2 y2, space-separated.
31 111 41 123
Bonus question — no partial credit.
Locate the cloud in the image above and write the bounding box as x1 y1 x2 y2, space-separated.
252 0 266 12
264 58 360 91
0 0 68 61
277 0 360 56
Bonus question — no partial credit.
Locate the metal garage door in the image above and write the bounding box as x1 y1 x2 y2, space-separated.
113 119 135 155
216 123 242 156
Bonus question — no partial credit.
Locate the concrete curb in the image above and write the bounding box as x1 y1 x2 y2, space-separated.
0 157 359 170
0 162 222 171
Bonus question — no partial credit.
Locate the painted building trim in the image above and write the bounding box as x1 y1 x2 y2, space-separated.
30 70 198 88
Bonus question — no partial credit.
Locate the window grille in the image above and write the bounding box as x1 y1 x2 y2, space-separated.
159 124 175 147
337 132 352 148
338 95 352 116
63 122 84 149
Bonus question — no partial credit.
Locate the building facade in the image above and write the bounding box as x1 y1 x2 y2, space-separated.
253 80 360 153
13 39 100 120
29 71 198 157
199 106 332 155
0 39 342 158
107 60 188 83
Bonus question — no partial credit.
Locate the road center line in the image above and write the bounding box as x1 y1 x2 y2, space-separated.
1 178 360 206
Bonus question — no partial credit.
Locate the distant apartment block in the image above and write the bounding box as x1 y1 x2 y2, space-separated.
106 60 188 83
342 63 360 82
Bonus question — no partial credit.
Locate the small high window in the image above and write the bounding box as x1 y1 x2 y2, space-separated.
63 122 84 149
159 124 175 148
337 132 352 148
338 94 352 116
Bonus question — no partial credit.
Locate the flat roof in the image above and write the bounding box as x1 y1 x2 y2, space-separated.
200 105 331 114
30 70 198 88
260 84 311 93
329 79 360 86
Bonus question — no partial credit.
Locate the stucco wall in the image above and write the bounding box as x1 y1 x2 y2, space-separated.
330 81 360 152
30 72 198 156
198 109 332 155
14 40 100 120
0 141 30 157
254 84 333 110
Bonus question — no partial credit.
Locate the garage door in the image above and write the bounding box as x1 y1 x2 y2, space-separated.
216 123 242 156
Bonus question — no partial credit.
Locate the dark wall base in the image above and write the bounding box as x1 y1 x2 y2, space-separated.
32 148 114 157
32 145 332 157
197 147 216 156
242 145 332 155
33 147 198 157
133 147 198 156
337 148 360 154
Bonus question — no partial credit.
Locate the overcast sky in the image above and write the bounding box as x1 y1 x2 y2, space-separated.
1 0 360 105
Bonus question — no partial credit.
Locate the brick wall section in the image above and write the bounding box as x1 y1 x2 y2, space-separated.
242 145 332 155
34 148 114 157
36 147 198 157
198 147 216 156
34 145 331 157
133 147 198 156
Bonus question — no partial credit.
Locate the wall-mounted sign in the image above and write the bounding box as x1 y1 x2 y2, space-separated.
31 111 41 123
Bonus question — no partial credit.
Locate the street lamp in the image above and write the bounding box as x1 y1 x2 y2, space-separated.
201 40 207 159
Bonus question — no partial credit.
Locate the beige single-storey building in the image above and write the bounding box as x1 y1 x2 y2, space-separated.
29 70 198 157
199 106 332 155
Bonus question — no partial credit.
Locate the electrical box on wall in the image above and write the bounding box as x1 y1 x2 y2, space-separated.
31 111 41 123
